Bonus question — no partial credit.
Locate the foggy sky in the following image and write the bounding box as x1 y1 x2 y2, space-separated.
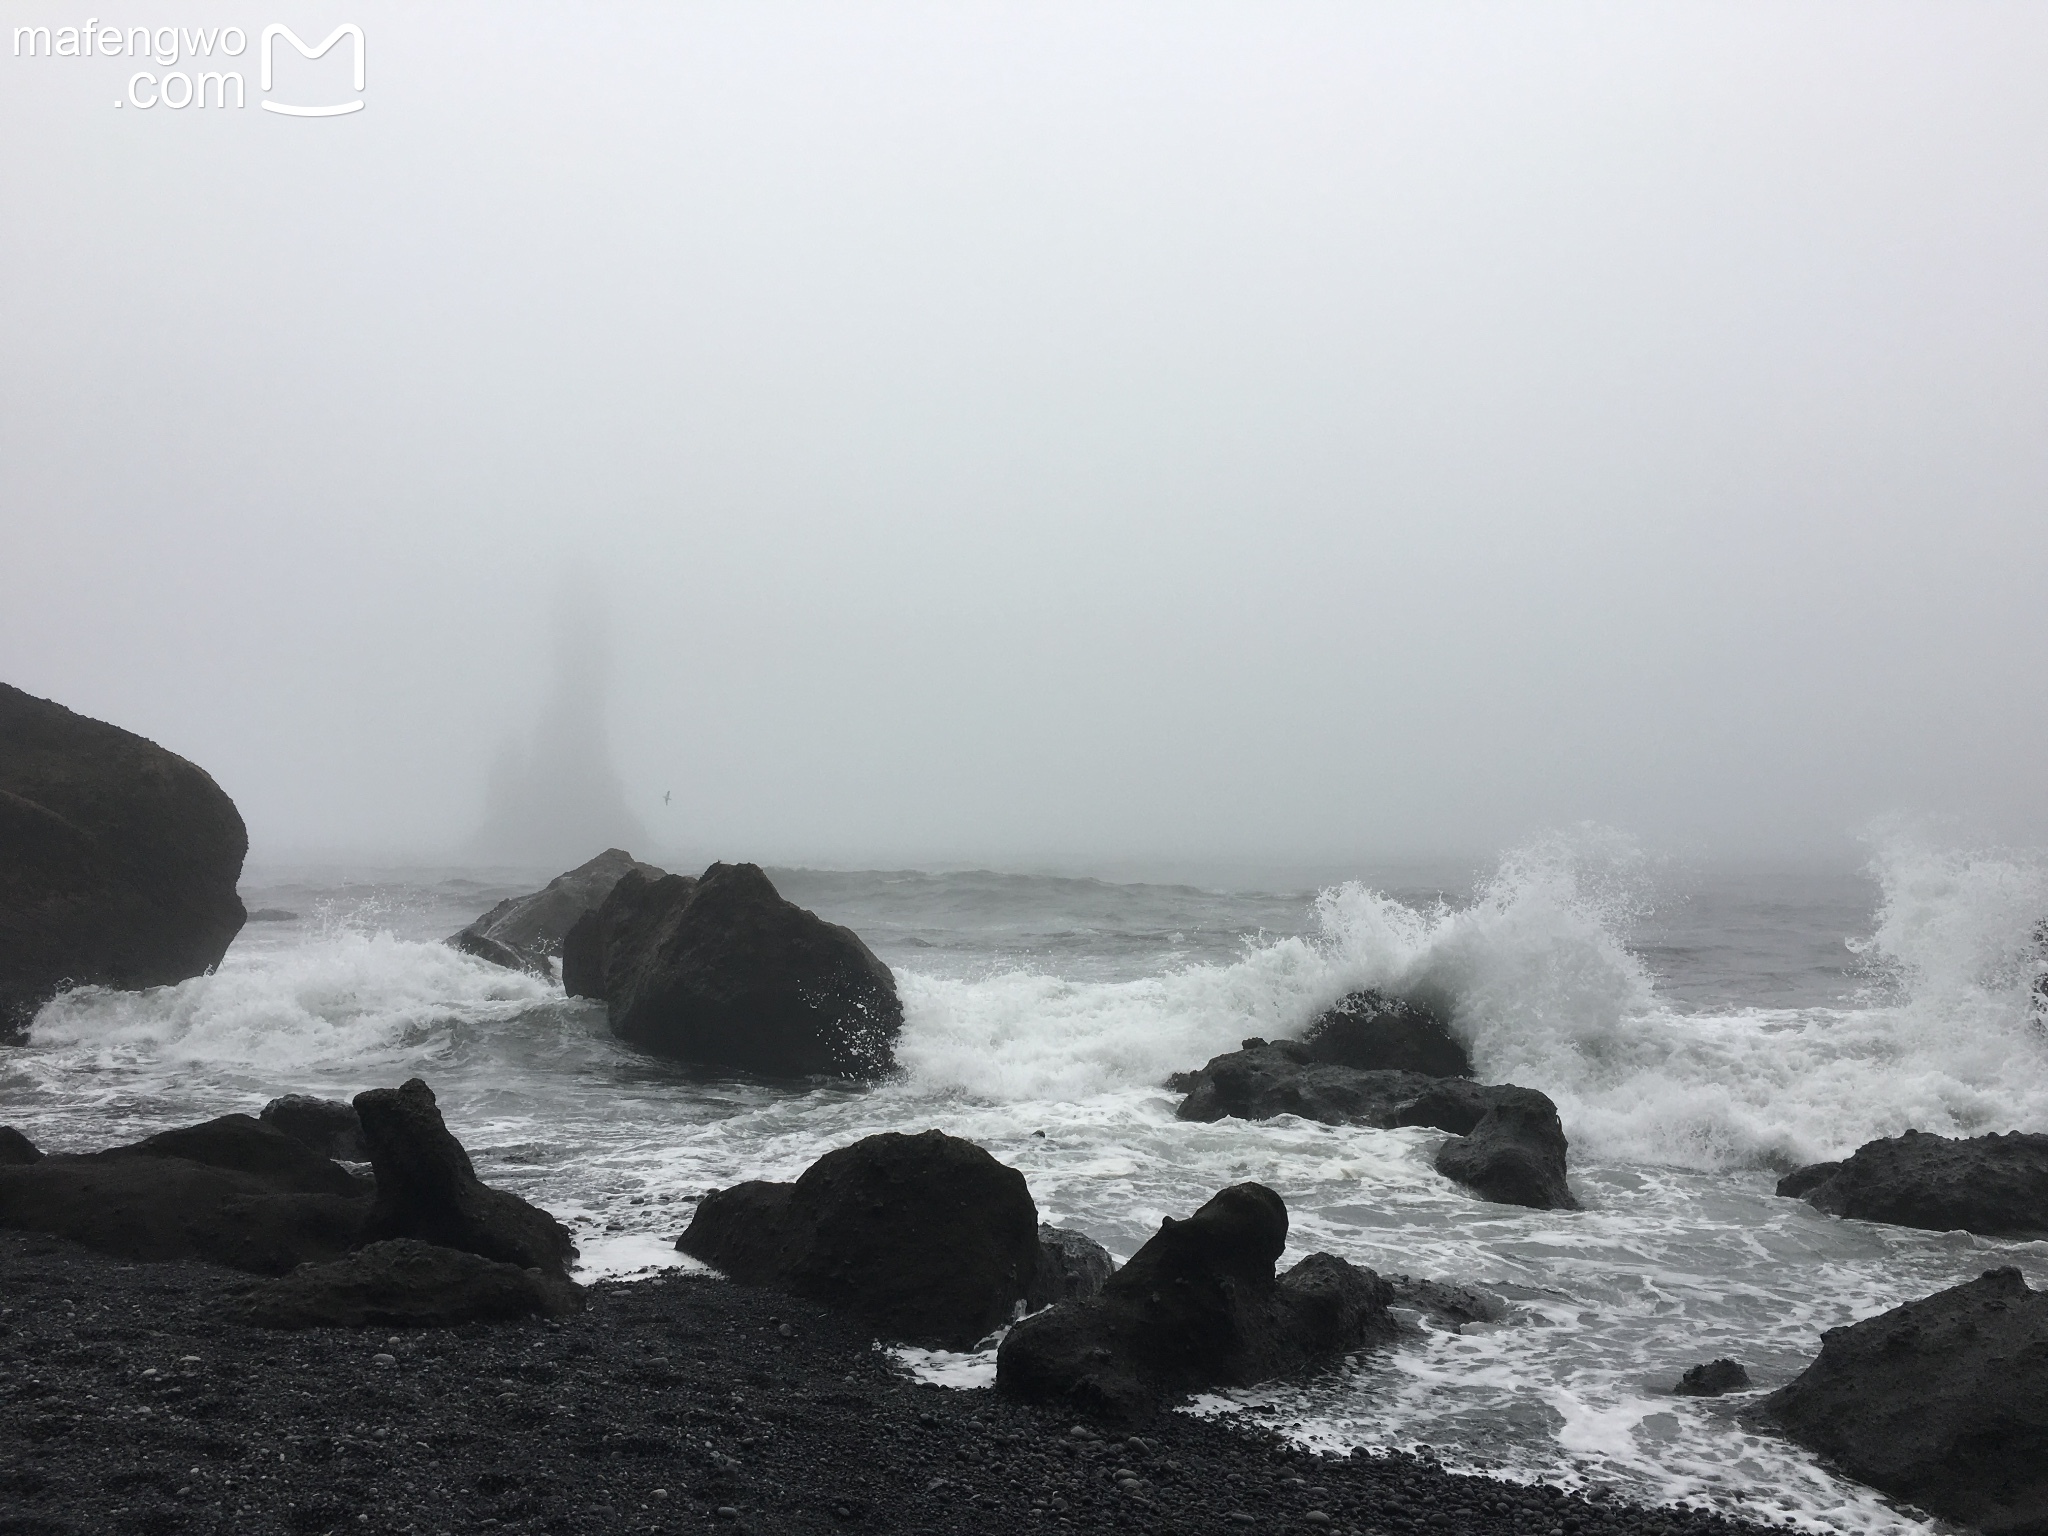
4 3 2045 870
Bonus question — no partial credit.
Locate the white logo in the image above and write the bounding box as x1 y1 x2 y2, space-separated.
259 22 361 116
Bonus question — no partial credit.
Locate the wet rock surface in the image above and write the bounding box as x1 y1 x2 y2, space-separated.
1676 1359 1751 1397
259 1094 368 1163
1775 1128 2048 1238
0 1227 1784 1536
1300 989 1471 1077
996 1183 1398 1425
0 1126 44 1165
1758 1266 2048 1536
235 1238 584 1329
1432 1088 1579 1211
1026 1223 1116 1311
0 682 247 1042
450 848 669 978
678 1130 1039 1350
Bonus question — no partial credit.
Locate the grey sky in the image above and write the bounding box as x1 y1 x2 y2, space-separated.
3 2 2044 868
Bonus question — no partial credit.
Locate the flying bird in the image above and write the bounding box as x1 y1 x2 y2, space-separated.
663 791 671 806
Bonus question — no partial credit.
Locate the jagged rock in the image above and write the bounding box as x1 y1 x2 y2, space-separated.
580 862 902 1079
0 1127 45 1165
677 1130 1038 1350
0 682 247 1042
1301 989 1471 1077
353 1079 576 1278
995 1183 1397 1425
1385 1275 1508 1328
1775 1130 2048 1238
449 849 668 978
260 1094 368 1162
121 1114 371 1199
1758 1267 2048 1535
1027 1224 1116 1311
1434 1088 1578 1210
235 1239 584 1328
1677 1358 1751 1396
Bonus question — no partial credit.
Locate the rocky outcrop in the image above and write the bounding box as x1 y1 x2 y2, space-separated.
1677 1359 1750 1396
1775 1129 2048 1238
1758 1267 2048 1536
449 848 668 978
354 1079 576 1278
1385 1275 1508 1329
260 1094 368 1162
0 1127 43 1165
677 1130 1039 1350
575 862 902 1079
1434 1088 1578 1210
995 1183 1397 1425
1026 1223 1116 1311
236 1238 584 1328
1301 989 1471 1077
0 683 247 1042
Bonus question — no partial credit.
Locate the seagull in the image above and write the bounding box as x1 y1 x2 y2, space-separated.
663 791 672 806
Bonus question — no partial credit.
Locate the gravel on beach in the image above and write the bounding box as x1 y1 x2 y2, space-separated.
1 1230 1809 1536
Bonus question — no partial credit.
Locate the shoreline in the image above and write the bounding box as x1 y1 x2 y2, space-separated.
0 1230 1811 1536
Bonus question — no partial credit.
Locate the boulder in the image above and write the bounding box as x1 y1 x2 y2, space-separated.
1301 989 1471 1077
121 1113 371 1199
1385 1275 1508 1329
235 1239 584 1328
1758 1267 2048 1535
0 683 247 1042
260 1094 368 1162
353 1079 576 1278
582 862 902 1079
1775 1129 2048 1239
677 1130 1038 1350
1677 1358 1751 1397
1434 1088 1579 1210
0 1127 42 1165
449 848 668 978
1175 1040 1506 1129
1026 1223 1116 1312
995 1183 1396 1425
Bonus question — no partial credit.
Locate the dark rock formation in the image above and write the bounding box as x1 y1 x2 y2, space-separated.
1302 989 1471 1077
578 862 902 1079
677 1129 1038 1350
260 1094 368 1162
353 1078 576 1278
995 1183 1397 1425
1434 1088 1579 1210
1386 1275 1508 1328
449 848 668 978
236 1238 584 1328
245 908 298 922
1758 1267 2048 1535
1026 1223 1116 1311
1775 1129 2048 1238
0 682 247 1042
1677 1359 1750 1397
0 1126 45 1165
122 1114 371 1199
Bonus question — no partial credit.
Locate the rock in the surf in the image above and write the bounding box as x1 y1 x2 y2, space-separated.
260 1094 368 1162
1775 1129 2048 1238
1433 1087 1579 1210
449 847 668 978
0 682 247 1043
1758 1266 2048 1535
1677 1358 1751 1396
1385 1274 1508 1328
0 1114 370 1272
579 862 902 1079
1301 989 1471 1077
677 1129 1038 1350
353 1078 577 1279
996 1182 1396 1425
236 1238 584 1328
1026 1223 1116 1311
0 1126 46 1165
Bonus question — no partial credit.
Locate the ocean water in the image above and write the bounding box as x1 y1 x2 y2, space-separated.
6 828 2047 1533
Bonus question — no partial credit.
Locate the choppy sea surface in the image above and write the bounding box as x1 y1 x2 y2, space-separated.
7 827 2047 1533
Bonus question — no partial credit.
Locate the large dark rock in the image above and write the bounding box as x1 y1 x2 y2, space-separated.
1758 1267 2048 1535
1775 1129 2048 1238
1026 1223 1116 1312
1434 1088 1579 1210
995 1183 1396 1425
449 848 668 978
1677 1358 1751 1397
0 683 247 1042
0 1117 370 1273
579 862 902 1079
235 1239 584 1329
0 1126 42 1165
1301 989 1471 1077
677 1130 1038 1350
260 1094 368 1162
353 1079 576 1278
1385 1274 1508 1329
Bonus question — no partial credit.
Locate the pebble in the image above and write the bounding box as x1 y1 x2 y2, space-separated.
1306 1514 1332 1526
371 1353 396 1368
716 1508 739 1520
